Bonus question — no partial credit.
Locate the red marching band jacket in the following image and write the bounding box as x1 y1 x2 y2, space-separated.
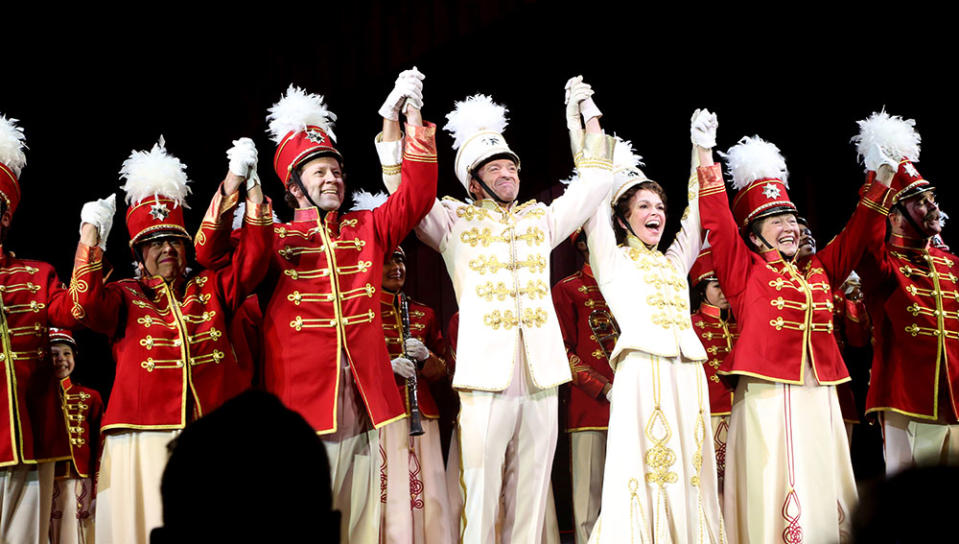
552 264 614 432
691 303 738 416
194 125 438 434
860 232 959 421
0 254 75 466
379 290 448 418
55 377 103 479
698 163 895 384
69 202 273 431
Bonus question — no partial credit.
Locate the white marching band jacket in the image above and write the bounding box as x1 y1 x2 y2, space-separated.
379 131 614 391
584 156 707 370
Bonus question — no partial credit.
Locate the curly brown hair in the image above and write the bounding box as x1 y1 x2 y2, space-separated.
612 180 667 245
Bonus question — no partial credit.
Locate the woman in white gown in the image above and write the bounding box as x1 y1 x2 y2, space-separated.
585 111 726 544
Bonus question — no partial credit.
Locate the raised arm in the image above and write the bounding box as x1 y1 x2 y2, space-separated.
665 109 717 273
72 199 125 334
211 197 274 311
194 138 264 270
816 156 896 290
547 77 614 248
697 161 754 301
375 69 449 251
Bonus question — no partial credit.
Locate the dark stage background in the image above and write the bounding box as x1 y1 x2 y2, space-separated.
3 2 952 532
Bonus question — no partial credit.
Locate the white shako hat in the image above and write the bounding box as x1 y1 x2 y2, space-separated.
610 137 650 206
443 94 520 191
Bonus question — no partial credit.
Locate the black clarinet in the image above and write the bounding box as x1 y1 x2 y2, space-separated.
400 293 425 436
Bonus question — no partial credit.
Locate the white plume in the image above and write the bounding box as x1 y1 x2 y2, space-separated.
443 94 509 150
0 115 27 176
852 109 921 163
266 85 338 144
119 137 192 208
350 190 389 211
613 137 645 172
232 201 279 230
721 136 789 190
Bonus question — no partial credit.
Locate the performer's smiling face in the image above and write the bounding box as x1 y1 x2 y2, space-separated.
471 158 520 203
51 343 76 379
893 191 941 238
798 225 817 258
750 212 800 257
296 156 344 211
625 188 666 247
382 251 406 293
140 236 187 282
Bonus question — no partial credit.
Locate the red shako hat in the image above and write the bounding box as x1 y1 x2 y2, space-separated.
723 136 797 228
267 85 342 188
0 115 27 214
120 137 192 247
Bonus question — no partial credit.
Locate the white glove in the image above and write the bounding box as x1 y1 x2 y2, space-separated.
79 194 117 250
690 108 718 149
405 338 429 362
227 137 258 179
864 143 898 173
391 356 416 379
605 385 613 403
379 67 425 121
564 75 598 130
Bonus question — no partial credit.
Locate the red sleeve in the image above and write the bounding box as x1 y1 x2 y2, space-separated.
421 308 450 382
697 164 754 300
212 199 274 311
43 265 81 330
371 122 438 251
193 185 242 270
816 180 895 291
843 298 871 348
552 280 609 399
69 244 125 336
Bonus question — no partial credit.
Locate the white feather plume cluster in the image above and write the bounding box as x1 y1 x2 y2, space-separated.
852 110 921 163
613 137 645 172
443 94 509 150
721 136 789 190
267 85 338 144
350 190 389 211
0 115 27 176
119 137 192 208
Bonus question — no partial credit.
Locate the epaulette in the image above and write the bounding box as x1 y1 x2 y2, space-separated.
441 195 466 205
559 271 583 284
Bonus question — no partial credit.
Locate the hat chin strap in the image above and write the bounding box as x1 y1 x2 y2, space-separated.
473 174 512 206
291 170 328 218
895 201 931 240
616 210 655 249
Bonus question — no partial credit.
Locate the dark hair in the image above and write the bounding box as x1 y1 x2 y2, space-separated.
690 280 709 312
612 180 667 245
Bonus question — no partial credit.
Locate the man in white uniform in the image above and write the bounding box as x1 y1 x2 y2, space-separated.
379 78 613 542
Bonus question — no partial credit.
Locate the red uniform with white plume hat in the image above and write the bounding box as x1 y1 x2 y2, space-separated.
0 113 76 544
698 124 893 542
853 110 959 474
71 136 273 544
191 74 438 544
